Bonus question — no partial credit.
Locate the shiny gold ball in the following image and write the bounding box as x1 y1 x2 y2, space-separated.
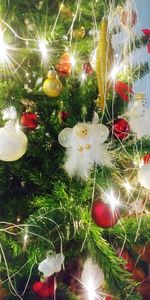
43 72 62 97
73 27 85 39
78 146 83 152
85 144 91 150
74 124 88 137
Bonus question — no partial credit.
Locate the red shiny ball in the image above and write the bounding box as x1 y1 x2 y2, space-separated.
32 276 55 298
120 250 135 272
143 153 150 165
105 296 113 300
111 118 130 140
20 112 38 130
83 63 93 75
58 111 70 122
139 279 150 300
92 198 120 228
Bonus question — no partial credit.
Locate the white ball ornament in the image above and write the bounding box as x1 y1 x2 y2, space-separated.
0 122 27 162
138 163 150 189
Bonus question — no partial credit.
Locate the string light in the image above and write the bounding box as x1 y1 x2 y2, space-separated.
123 178 132 193
38 39 48 59
70 55 76 67
86 278 97 300
81 72 86 82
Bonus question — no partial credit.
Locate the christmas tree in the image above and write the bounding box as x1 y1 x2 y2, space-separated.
0 0 150 299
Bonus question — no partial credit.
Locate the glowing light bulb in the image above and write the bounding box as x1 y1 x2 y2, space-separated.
86 278 97 300
81 72 86 81
123 179 132 193
104 190 120 211
38 39 48 59
70 55 76 67
0 29 8 62
110 64 122 80
24 233 28 242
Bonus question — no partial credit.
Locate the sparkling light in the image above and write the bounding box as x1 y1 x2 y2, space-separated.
38 39 48 59
123 178 132 193
81 72 86 81
0 29 8 62
70 55 76 67
104 190 120 211
110 63 122 80
86 278 97 300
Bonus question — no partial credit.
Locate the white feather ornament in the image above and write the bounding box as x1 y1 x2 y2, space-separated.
58 113 111 179
38 253 65 277
126 99 150 138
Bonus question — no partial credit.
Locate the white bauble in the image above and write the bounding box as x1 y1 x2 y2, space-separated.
138 163 150 189
0 123 27 161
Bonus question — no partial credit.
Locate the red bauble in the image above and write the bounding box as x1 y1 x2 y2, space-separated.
32 276 56 298
58 111 70 122
143 153 150 165
20 112 38 129
105 295 113 300
121 10 137 28
56 52 71 76
139 279 150 300
111 118 130 140
92 198 120 228
120 250 135 272
83 63 93 75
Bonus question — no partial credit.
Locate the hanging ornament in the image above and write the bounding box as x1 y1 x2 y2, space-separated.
20 112 38 130
92 197 120 228
139 279 150 300
142 29 150 54
96 18 114 111
115 81 134 102
132 267 146 282
58 113 111 179
0 285 9 300
83 63 93 75
38 253 64 277
143 153 150 165
111 118 130 140
59 3 74 18
43 70 62 97
119 250 135 272
72 27 85 39
58 111 70 123
105 296 113 300
121 10 137 28
138 163 150 189
0 121 27 162
32 276 56 298
81 258 104 296
56 53 72 76
126 97 150 138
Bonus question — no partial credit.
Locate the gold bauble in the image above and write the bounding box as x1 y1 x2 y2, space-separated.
78 146 83 152
73 27 85 39
43 70 62 97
